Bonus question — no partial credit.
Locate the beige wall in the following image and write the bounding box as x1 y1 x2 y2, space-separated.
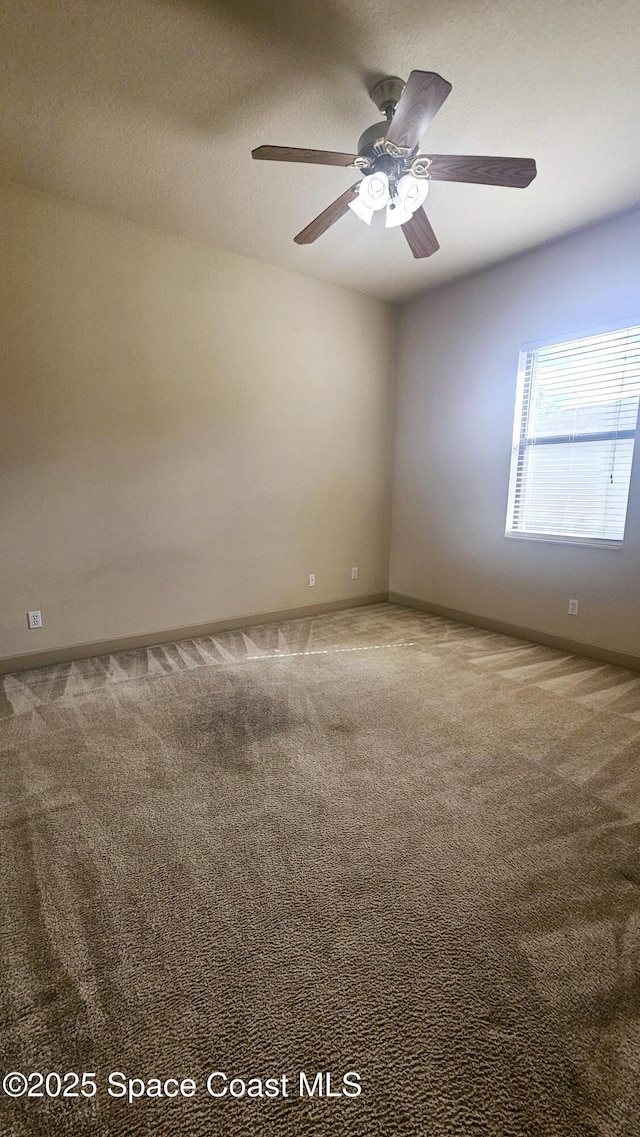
391 208 640 658
5 181 638 667
0 184 395 661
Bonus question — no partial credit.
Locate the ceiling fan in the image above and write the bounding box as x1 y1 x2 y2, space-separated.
252 72 537 258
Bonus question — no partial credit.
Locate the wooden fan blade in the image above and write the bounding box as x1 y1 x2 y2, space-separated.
294 184 361 245
423 154 537 187
384 71 452 154
252 145 357 167
402 208 440 259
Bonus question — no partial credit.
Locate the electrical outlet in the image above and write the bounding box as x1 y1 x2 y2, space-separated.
308 573 316 587
568 599 579 616
351 566 359 580
27 610 43 630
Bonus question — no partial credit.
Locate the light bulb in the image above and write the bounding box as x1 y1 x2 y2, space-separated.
397 174 429 214
348 195 374 225
385 200 413 228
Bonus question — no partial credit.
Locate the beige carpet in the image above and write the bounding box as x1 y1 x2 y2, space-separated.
2 602 640 1136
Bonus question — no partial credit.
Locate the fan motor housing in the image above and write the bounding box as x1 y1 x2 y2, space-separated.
357 123 428 189
356 121 388 159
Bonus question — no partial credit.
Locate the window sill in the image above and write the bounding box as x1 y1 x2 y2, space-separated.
506 531 623 550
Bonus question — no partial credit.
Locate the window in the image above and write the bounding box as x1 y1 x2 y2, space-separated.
506 320 640 547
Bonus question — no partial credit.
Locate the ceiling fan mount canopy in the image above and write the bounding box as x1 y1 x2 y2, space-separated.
251 69 537 260
369 75 406 117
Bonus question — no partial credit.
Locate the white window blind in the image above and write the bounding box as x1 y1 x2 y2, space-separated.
506 322 640 545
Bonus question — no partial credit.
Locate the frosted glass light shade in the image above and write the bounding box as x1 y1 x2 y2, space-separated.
385 200 413 227
348 195 374 225
358 172 390 211
397 174 429 212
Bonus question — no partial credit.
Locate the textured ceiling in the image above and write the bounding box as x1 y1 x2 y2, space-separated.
2 0 640 301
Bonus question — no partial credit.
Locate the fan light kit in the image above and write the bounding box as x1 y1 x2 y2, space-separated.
252 70 537 259
349 172 429 227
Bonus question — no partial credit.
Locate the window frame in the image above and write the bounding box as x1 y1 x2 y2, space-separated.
505 316 640 550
